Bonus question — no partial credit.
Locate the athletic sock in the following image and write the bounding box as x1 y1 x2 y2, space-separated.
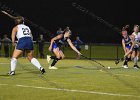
11 58 17 71
50 56 56 59
123 57 128 65
51 58 60 67
31 58 42 69
134 57 138 65
128 57 131 62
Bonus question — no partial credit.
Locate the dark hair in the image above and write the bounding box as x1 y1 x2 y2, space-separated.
122 25 129 31
63 27 72 35
134 25 139 29
15 16 24 25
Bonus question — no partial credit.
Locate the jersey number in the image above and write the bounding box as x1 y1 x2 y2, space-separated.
22 28 30 35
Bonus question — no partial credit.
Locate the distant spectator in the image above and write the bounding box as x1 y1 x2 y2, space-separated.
74 36 84 59
38 34 45 58
0 37 1 50
2 34 11 57
0 37 2 56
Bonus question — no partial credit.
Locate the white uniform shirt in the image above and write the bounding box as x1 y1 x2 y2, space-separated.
132 32 140 41
132 32 140 48
16 24 31 40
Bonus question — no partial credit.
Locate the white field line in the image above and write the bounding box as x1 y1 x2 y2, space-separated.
0 84 8 86
0 63 30 65
115 73 140 78
14 85 140 98
0 84 139 98
0 63 10 64
99 69 139 78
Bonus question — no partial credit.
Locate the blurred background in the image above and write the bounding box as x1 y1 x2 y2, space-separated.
0 0 139 59
0 0 140 43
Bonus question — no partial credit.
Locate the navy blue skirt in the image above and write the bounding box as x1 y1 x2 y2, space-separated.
16 37 34 50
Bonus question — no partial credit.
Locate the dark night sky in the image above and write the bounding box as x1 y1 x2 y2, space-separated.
0 0 140 43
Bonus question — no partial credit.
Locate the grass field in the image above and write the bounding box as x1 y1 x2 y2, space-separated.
0 57 140 100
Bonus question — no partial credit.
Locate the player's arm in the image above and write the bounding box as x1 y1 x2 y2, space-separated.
67 38 82 55
1 11 18 19
122 39 126 54
48 34 63 51
11 26 17 46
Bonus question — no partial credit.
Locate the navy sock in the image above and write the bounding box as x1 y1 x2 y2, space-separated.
128 57 131 61
123 57 128 65
51 58 59 66
51 56 56 59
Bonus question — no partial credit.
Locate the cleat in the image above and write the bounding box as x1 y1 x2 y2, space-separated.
134 65 140 69
122 65 128 69
49 66 58 69
8 71 15 75
40 67 45 74
47 55 51 63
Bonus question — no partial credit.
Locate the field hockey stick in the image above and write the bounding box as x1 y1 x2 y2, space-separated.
115 57 124 65
1 10 18 19
115 49 132 65
80 55 106 68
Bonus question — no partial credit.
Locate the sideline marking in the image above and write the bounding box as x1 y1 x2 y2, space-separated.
0 84 139 98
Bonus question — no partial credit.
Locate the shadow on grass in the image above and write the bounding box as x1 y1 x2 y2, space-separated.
58 66 72 69
0 72 22 77
74 66 123 70
74 66 101 70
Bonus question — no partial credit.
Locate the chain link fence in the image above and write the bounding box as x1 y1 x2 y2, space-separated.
0 42 124 60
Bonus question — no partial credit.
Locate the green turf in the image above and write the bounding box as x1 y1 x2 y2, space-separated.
0 58 140 100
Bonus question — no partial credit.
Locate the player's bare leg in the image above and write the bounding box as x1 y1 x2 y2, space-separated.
27 50 45 74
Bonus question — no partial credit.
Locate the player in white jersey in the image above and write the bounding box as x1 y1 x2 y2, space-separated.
131 25 140 69
2 12 46 75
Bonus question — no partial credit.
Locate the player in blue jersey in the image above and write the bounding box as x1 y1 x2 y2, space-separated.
122 25 134 68
47 28 82 69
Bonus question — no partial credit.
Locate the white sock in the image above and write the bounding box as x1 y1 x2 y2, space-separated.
134 57 138 65
137 56 139 61
11 58 17 71
31 58 42 69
